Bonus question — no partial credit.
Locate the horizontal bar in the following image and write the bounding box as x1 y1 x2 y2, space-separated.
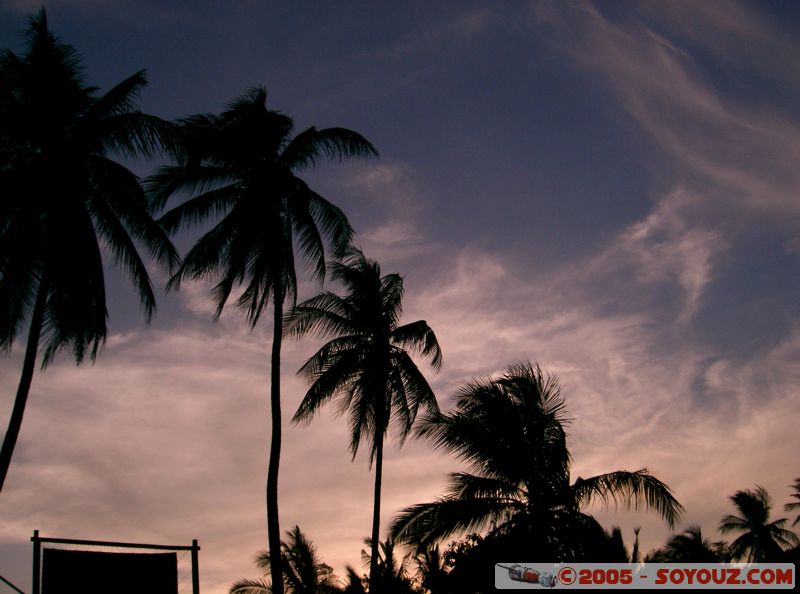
33 536 199 551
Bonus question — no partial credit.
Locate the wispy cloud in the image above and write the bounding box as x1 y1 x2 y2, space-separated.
542 2 800 222
360 6 494 64
602 189 728 323
331 160 438 268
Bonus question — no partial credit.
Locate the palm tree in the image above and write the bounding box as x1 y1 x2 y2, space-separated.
231 526 339 594
720 486 798 562
645 525 725 562
360 537 416 594
340 567 367 594
148 90 376 594
390 362 683 561
599 526 632 562
0 9 177 492
413 545 449 594
285 246 442 592
785 478 800 527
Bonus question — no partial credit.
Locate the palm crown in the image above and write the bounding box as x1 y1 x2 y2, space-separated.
646 525 728 562
148 87 377 322
391 362 683 559
231 526 339 594
1 9 176 362
720 486 799 562
0 9 177 492
287 246 442 459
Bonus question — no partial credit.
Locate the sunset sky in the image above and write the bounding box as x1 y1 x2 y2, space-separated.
2 1 800 592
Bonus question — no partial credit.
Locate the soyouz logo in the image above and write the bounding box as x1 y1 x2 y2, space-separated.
497 564 558 587
494 563 795 589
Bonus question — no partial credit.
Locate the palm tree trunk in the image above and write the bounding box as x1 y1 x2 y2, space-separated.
267 286 284 594
369 430 384 593
0 281 47 493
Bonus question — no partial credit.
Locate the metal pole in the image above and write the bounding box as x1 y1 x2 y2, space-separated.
191 539 200 594
31 529 40 594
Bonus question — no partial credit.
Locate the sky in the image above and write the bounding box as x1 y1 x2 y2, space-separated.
1 0 800 592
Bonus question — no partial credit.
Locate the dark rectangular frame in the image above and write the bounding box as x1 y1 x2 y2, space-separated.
31 530 199 594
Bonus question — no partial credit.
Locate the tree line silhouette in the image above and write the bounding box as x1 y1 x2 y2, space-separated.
1 10 796 594
231 478 799 593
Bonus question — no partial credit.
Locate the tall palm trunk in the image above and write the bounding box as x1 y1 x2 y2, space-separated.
0 280 47 493
267 285 284 594
368 359 390 593
369 430 384 593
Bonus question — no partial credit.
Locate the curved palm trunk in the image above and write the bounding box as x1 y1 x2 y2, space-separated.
0 281 47 493
369 430 384 593
267 287 284 594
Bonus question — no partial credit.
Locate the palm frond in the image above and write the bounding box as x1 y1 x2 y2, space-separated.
96 112 179 159
342 565 367 594
391 320 443 371
768 520 800 548
296 336 365 378
280 126 378 171
83 69 147 120
158 183 240 234
306 190 353 260
391 496 519 547
283 292 356 338
89 188 157 320
380 273 404 327
719 514 750 533
293 346 364 424
88 155 179 272
288 187 327 282
147 164 240 212
167 208 241 290
445 472 525 501
229 578 271 594
571 469 684 529
388 350 439 445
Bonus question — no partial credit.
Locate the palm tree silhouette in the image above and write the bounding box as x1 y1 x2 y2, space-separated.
230 526 339 594
720 486 798 562
598 526 633 562
148 90 376 593
412 545 449 594
390 362 683 560
785 478 800 527
340 566 367 594
360 537 416 594
0 9 177 492
645 525 727 562
285 246 442 592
